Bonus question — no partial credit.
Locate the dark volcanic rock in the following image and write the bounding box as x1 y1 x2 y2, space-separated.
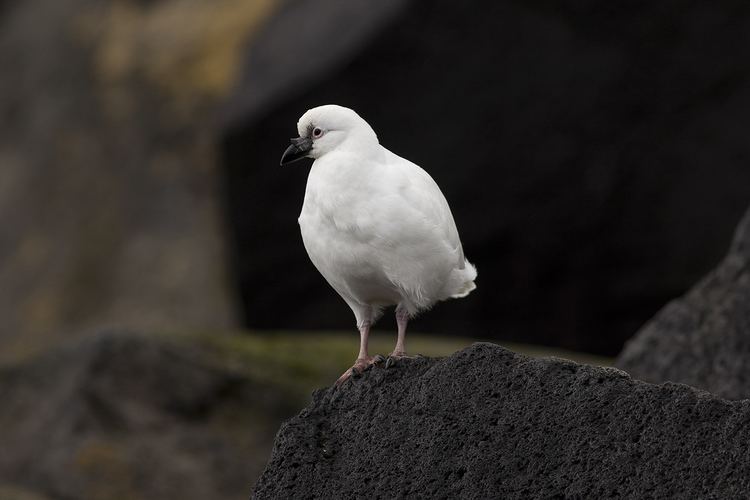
254 343 750 499
222 0 750 354
616 206 750 400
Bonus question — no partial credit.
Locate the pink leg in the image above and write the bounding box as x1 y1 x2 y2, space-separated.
336 321 383 385
357 321 371 360
391 305 410 357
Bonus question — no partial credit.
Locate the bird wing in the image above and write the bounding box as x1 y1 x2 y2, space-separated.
383 148 466 269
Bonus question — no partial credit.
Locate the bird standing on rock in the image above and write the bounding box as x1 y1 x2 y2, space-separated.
280 105 477 385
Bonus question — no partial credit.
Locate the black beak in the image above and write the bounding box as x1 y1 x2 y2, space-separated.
280 136 313 165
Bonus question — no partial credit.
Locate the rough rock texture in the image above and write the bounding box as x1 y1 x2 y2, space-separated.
223 0 750 354
0 0 283 356
254 343 750 499
0 330 296 500
616 206 750 400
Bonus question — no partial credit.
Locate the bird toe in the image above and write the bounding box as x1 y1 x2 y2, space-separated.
335 368 353 386
336 356 385 386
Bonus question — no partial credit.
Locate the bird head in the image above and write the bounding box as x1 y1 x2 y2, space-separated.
280 105 378 165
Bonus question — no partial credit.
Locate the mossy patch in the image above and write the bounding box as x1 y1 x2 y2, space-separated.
164 330 612 401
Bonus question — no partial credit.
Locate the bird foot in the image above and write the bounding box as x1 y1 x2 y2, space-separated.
385 352 419 369
335 355 385 386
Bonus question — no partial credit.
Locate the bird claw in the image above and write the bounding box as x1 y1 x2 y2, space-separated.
351 364 369 378
385 353 421 369
335 356 384 386
335 369 353 386
336 352 412 384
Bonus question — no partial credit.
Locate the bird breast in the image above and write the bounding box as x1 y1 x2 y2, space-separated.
298 158 460 310
298 171 400 304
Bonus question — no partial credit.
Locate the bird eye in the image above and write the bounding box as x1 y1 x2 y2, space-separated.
312 127 323 138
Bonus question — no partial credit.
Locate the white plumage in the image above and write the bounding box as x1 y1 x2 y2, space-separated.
281 105 476 384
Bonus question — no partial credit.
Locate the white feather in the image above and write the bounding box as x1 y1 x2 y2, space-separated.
295 105 476 325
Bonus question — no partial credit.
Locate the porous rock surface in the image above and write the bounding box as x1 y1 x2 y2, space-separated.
617 206 750 399
254 343 750 499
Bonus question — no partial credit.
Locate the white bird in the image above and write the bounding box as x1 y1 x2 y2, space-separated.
280 105 477 385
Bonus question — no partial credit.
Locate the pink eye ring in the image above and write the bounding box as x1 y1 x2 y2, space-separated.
312 127 323 138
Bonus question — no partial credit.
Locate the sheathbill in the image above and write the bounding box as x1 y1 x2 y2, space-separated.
280 105 477 385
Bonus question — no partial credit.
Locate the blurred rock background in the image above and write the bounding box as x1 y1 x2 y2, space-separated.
616 206 750 400
224 0 750 355
4 0 750 358
1 0 750 498
0 0 280 359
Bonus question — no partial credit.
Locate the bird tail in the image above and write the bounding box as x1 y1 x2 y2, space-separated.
447 260 477 299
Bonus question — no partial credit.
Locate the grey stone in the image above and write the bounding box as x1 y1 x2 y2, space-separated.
0 330 294 500
0 0 246 356
254 343 750 499
616 206 750 400
221 0 407 129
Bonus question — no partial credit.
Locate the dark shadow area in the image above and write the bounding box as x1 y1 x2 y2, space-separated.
222 0 750 355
